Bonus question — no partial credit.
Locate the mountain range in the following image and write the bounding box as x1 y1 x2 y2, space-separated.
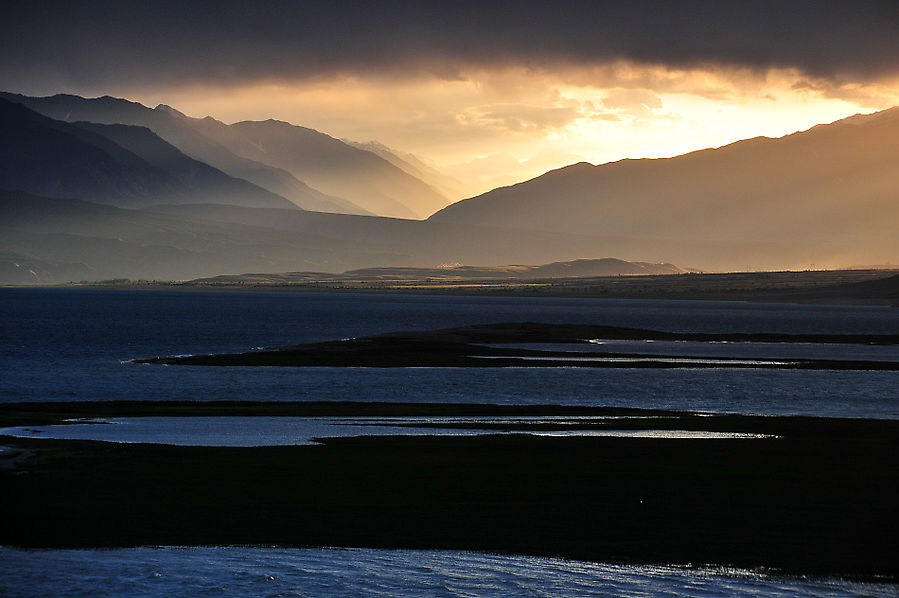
1 91 896 284
1 92 361 213
1 92 451 217
0 98 299 210
431 108 899 267
188 116 450 218
344 140 470 202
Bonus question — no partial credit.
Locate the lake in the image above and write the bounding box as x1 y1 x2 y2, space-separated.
1 287 897 596
1 288 897 418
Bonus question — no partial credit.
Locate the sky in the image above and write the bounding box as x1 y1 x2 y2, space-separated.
5 1 899 195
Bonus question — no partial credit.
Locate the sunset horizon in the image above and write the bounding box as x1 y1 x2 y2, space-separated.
5 2 899 198
2 6 897 595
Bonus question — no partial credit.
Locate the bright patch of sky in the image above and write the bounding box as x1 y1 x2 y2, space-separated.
125 64 899 197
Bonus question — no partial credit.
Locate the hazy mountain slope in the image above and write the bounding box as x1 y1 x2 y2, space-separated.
190 117 449 218
4 190 693 282
431 107 899 265
0 186 869 283
74 122 300 209
0 92 369 214
150 203 838 272
345 140 467 202
0 249 94 285
0 98 297 210
0 190 407 282
0 98 186 207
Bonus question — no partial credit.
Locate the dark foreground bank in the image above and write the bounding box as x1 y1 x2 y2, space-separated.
1 402 896 581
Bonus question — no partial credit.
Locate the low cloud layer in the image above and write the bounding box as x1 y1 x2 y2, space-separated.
5 1 898 193
4 1 898 94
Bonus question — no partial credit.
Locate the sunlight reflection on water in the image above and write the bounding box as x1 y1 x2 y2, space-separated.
0 546 893 598
0 416 772 446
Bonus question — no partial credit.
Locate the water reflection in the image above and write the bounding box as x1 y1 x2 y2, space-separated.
0 416 771 447
0 546 893 598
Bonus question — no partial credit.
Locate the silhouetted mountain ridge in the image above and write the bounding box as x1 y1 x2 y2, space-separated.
73 122 301 209
0 92 369 214
0 98 298 210
1 98 181 206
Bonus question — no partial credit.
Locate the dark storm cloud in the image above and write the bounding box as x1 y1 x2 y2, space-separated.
3 0 898 92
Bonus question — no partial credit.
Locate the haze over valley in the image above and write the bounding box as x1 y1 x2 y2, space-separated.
3 2 899 285
2 90 897 284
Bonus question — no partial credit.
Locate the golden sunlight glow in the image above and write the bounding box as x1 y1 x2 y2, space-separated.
130 63 899 197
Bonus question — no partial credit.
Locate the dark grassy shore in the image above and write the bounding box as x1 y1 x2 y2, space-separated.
136 322 899 370
45 268 899 305
1 401 897 580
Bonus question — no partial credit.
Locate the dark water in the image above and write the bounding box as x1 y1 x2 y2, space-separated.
1 288 897 417
2 288 897 596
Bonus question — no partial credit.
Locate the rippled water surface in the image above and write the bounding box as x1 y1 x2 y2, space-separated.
1 547 894 598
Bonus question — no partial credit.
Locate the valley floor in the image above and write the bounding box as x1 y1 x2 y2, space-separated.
37 268 899 305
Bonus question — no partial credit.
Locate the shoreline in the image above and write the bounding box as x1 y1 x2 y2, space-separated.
2 401 897 580
3 268 898 305
3 399 897 431
134 322 899 369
